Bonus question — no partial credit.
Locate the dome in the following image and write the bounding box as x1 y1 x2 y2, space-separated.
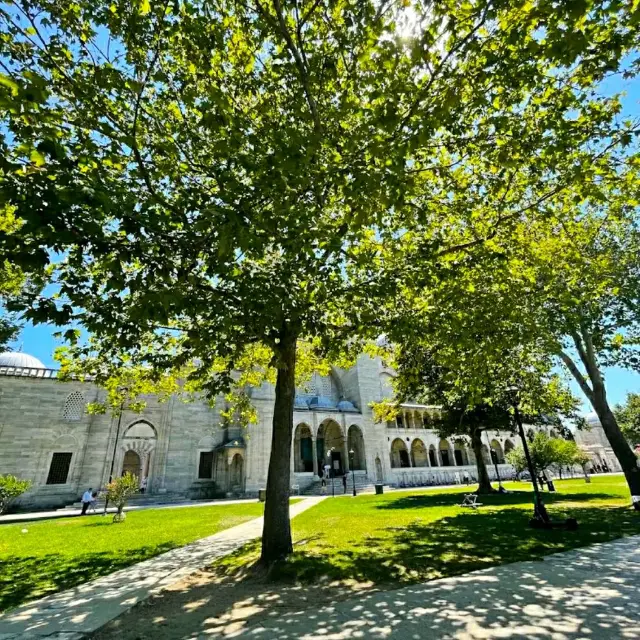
337 399 358 412
0 351 46 369
308 395 338 410
294 395 310 409
585 413 601 427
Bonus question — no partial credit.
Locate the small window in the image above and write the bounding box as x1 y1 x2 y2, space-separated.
395 415 404 428
47 452 72 484
198 452 214 479
63 391 85 421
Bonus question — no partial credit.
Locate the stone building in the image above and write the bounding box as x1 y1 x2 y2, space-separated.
573 413 621 472
0 350 617 509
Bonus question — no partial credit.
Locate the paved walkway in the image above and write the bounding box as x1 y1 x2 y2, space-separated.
0 496 325 639
248 534 640 639
0 497 262 524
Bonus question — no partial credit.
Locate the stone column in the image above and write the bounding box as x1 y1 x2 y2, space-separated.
312 437 318 477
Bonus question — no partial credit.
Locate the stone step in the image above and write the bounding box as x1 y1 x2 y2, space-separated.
299 478 381 496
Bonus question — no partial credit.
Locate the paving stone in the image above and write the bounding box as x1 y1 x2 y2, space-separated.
0 498 324 639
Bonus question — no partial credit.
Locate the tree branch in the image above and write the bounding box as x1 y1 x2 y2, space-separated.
558 350 594 403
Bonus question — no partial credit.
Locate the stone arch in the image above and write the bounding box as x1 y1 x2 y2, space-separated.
411 438 428 467
317 419 346 475
347 425 366 471
62 391 85 422
124 420 157 439
504 439 515 455
390 438 410 468
197 435 217 450
429 444 438 467
294 423 313 472
229 453 244 492
454 441 469 465
490 439 504 464
53 433 78 449
119 420 157 490
439 439 452 467
122 449 141 478
375 456 383 482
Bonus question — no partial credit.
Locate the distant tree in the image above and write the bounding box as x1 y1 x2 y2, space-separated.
0 206 25 349
506 447 528 477
105 473 139 523
507 434 586 481
550 438 583 479
0 474 31 514
613 393 640 447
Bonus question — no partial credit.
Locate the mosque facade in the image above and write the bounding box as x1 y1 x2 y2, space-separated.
0 351 620 510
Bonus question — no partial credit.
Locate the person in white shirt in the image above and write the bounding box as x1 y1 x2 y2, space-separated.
81 488 93 516
140 477 147 494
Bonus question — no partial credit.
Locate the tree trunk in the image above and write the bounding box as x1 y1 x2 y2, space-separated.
471 427 494 494
561 334 640 510
591 389 640 511
260 329 297 564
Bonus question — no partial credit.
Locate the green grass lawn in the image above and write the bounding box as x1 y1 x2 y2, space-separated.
0 501 268 612
216 476 640 586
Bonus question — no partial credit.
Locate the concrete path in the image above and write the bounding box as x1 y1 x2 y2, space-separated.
248 534 640 640
0 496 325 639
0 497 263 525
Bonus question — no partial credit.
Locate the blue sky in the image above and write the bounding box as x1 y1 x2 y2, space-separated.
6 51 640 413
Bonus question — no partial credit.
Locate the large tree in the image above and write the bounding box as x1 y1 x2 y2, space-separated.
3 0 640 560
614 392 640 448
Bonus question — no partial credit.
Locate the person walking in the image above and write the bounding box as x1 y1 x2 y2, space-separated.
140 476 147 494
80 488 93 516
342 472 348 494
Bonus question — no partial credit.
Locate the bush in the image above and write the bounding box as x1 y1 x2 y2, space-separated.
0 474 32 514
105 473 139 522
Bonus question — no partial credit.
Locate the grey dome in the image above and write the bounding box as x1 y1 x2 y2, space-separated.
337 399 358 412
0 351 46 369
308 396 338 410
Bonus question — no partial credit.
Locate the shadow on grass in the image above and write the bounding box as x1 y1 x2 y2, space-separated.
376 490 616 510
0 543 175 612
265 504 640 586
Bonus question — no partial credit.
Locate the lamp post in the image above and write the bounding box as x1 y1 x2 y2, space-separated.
486 430 503 490
510 393 550 524
349 449 357 496
326 448 335 497
103 393 127 516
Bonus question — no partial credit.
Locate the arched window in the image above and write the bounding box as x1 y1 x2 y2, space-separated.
294 423 314 472
348 425 366 471
390 438 410 468
491 440 505 464
411 439 428 467
439 439 452 466
454 441 469 465
62 391 85 422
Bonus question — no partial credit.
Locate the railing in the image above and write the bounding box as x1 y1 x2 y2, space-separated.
0 366 58 378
